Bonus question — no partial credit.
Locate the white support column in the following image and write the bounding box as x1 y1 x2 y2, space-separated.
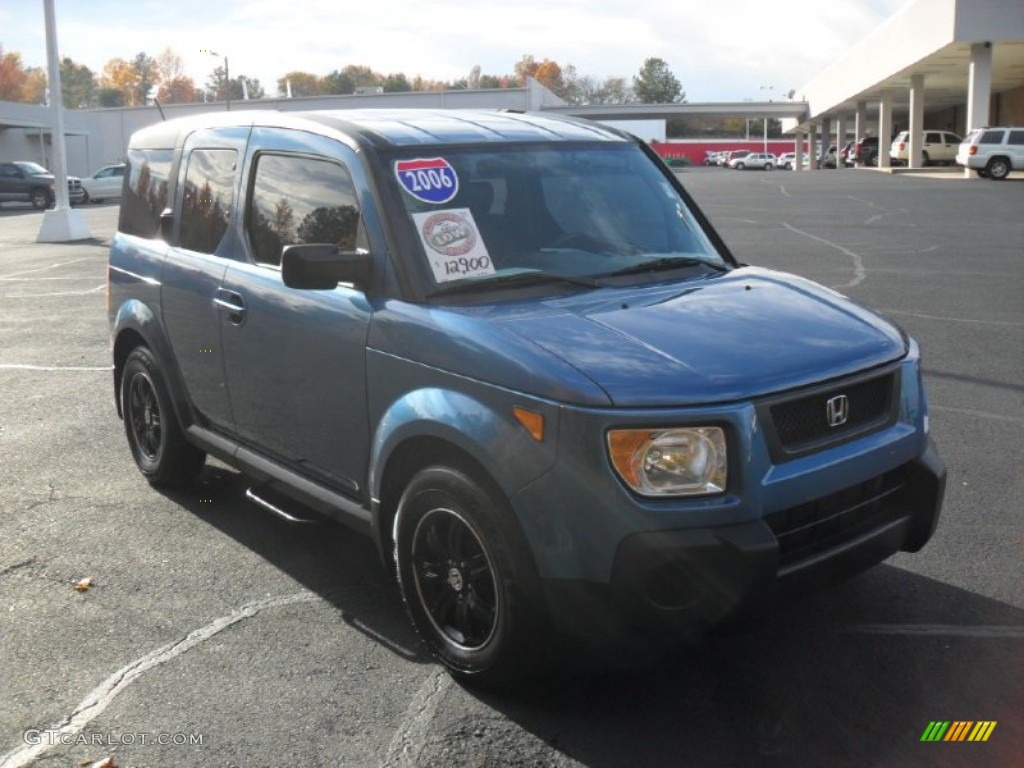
808 123 818 170
836 114 848 170
878 90 894 169
966 42 993 132
820 117 832 168
795 130 805 171
855 101 867 146
908 74 925 168
965 42 993 177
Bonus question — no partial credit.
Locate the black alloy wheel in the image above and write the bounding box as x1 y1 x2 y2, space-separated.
120 346 205 486
394 465 543 687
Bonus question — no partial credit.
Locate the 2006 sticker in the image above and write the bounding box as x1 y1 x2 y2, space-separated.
411 209 494 283
395 158 459 204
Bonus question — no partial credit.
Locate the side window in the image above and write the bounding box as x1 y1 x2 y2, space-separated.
1007 131 1024 146
179 149 237 254
119 149 173 238
979 130 1005 145
246 153 360 267
1 164 20 178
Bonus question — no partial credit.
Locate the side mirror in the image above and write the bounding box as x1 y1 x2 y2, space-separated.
159 208 174 242
281 244 372 290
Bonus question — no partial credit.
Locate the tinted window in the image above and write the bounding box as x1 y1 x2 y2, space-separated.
979 130 1005 145
179 149 237 254
246 154 360 267
119 148 173 238
1008 131 1024 146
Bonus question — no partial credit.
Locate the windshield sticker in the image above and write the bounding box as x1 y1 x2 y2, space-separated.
395 158 459 204
411 209 495 283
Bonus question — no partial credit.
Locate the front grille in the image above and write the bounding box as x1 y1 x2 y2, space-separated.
762 370 898 460
765 469 906 568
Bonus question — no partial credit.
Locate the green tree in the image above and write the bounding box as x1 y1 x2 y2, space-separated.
60 58 96 108
382 73 411 92
131 52 159 105
321 69 355 95
97 87 125 107
633 57 683 104
277 71 321 97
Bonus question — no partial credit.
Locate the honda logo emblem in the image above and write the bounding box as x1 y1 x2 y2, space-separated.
826 395 849 427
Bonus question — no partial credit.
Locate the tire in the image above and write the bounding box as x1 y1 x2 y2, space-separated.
868 153 878 167
30 188 51 210
394 465 544 687
986 157 1010 181
120 346 205 487
784 162 792 170
736 162 745 170
921 151 930 167
764 163 773 171
81 190 91 204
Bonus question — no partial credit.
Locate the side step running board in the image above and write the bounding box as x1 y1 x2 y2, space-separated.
246 487 321 525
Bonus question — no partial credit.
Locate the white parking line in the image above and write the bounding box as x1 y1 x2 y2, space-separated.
877 308 1024 328
380 668 451 768
1 284 104 298
0 592 319 768
0 364 111 371
782 222 866 288
843 624 1024 638
0 257 100 280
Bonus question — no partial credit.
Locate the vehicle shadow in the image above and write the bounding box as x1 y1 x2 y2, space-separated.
155 463 429 666
472 567 1024 768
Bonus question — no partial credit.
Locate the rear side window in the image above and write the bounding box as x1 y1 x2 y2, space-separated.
979 130 1005 145
179 149 237 254
246 154 360 267
1008 131 1024 146
119 149 172 238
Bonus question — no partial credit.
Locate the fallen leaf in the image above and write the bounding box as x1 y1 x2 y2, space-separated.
74 577 93 592
90 758 115 768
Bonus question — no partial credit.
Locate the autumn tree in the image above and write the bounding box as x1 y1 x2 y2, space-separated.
100 57 135 104
382 73 411 92
22 66 48 104
0 45 29 101
633 57 684 103
534 60 564 94
159 76 198 103
513 54 540 85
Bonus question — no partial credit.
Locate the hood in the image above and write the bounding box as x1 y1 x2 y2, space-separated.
498 268 906 406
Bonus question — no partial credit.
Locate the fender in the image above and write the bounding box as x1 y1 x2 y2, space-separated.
368 386 560 506
111 298 196 432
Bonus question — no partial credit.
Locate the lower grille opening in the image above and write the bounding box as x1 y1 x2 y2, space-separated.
765 468 908 568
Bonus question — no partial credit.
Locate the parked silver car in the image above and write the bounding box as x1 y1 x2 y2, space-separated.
728 152 776 170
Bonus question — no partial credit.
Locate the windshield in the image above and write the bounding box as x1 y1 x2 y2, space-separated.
389 143 725 293
14 162 50 175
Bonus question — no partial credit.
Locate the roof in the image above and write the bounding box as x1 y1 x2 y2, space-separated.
126 109 631 151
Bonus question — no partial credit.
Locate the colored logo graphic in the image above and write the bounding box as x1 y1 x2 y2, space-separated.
920 721 997 742
395 158 459 204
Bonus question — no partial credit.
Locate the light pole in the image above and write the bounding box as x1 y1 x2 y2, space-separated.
206 50 230 110
759 85 774 154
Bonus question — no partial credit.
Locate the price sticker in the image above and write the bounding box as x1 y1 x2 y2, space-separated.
411 209 495 283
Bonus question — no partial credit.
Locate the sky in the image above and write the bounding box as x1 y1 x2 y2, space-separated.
1 0 908 101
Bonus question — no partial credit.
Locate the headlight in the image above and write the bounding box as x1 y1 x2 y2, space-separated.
607 427 727 497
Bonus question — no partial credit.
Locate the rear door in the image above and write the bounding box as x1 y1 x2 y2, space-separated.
218 128 375 498
161 127 250 430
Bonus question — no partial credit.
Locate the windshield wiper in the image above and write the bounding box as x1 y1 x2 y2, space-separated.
602 256 728 278
428 270 606 298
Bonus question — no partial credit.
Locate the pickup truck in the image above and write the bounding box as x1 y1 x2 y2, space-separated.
0 161 86 208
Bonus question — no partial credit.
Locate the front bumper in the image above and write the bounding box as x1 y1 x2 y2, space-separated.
540 442 945 641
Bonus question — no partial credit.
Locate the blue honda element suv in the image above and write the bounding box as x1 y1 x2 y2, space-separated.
108 109 945 685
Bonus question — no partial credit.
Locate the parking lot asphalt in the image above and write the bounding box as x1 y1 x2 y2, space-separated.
1 170 1022 768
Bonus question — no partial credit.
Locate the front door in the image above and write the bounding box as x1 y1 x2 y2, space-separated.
219 129 374 498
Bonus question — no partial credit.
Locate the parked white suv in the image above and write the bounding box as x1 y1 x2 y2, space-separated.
956 127 1024 180
728 152 776 170
889 130 961 166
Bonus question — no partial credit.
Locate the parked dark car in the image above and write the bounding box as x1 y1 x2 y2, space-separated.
0 161 86 208
848 136 880 166
108 110 945 687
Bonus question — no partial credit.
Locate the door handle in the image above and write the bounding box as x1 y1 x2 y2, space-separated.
214 289 246 323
